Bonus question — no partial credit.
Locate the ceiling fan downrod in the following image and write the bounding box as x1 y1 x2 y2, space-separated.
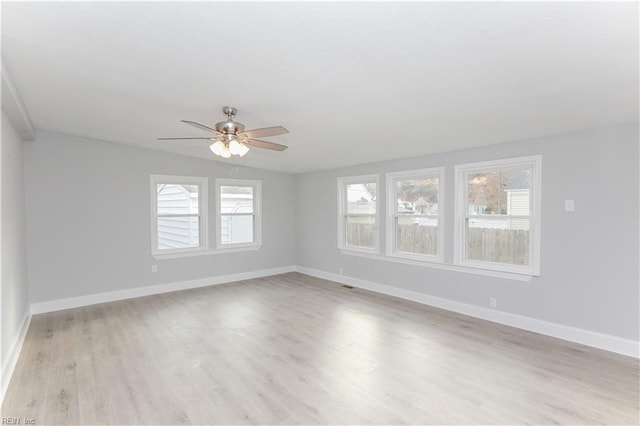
216 106 244 135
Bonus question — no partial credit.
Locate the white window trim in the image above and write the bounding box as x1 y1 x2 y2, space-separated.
454 155 542 276
337 174 380 254
215 178 262 250
150 174 209 257
385 167 445 264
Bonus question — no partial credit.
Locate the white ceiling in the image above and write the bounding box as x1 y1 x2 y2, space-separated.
2 2 638 173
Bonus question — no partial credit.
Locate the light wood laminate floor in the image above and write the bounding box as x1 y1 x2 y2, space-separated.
2 273 638 425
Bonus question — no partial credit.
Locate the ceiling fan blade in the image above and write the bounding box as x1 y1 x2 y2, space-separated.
157 137 216 140
181 120 221 135
244 139 288 151
240 126 289 139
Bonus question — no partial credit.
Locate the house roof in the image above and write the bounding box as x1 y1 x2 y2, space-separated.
2 2 637 173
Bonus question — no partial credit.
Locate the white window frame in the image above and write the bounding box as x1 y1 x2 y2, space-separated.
454 155 541 276
386 167 445 263
337 174 380 254
216 178 262 249
150 174 208 257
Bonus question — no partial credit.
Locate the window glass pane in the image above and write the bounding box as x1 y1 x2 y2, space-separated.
220 186 254 214
467 217 529 265
157 216 200 249
221 214 254 244
467 167 530 215
347 183 376 214
157 184 199 215
397 216 438 256
345 215 375 248
396 177 439 215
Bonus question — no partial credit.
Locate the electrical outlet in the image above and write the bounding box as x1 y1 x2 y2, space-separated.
565 200 575 212
151 265 158 273
489 297 497 309
339 267 344 275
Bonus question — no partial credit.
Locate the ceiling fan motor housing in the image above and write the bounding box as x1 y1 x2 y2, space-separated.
216 106 244 139
216 120 245 133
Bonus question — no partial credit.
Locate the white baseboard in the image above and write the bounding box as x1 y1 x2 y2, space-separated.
30 265 296 314
295 266 640 358
1 312 31 404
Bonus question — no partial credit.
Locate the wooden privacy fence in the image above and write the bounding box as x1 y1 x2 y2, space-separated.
396 224 438 255
346 223 376 248
347 223 529 264
468 227 529 265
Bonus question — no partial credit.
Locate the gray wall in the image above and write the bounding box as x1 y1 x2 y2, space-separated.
295 124 639 340
24 131 296 303
18 123 640 342
1 112 29 365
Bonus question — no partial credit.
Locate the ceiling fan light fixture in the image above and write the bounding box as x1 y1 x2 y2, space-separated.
237 142 250 157
229 140 249 157
220 145 232 158
228 139 243 155
209 140 225 156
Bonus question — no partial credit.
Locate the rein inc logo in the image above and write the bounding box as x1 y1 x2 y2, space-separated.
1 418 35 425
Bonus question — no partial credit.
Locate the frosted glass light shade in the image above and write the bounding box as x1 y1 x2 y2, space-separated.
237 142 250 157
210 139 248 158
220 146 231 158
210 141 225 156
229 139 242 155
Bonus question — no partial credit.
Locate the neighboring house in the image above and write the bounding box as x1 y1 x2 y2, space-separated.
157 184 200 249
157 185 254 247
469 188 530 230
507 189 530 230
413 197 426 214
398 201 415 214
347 183 376 224
399 198 438 227
220 191 254 244
347 183 375 213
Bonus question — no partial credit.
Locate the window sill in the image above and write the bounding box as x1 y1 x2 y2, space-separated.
152 245 260 260
339 249 534 282
387 252 444 264
217 242 262 250
338 245 379 255
458 259 539 278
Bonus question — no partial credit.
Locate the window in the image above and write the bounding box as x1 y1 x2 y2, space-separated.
216 179 261 248
150 175 208 255
386 168 444 262
455 155 541 275
337 174 379 253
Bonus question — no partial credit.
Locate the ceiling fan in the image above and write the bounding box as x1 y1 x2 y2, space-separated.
158 106 288 158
